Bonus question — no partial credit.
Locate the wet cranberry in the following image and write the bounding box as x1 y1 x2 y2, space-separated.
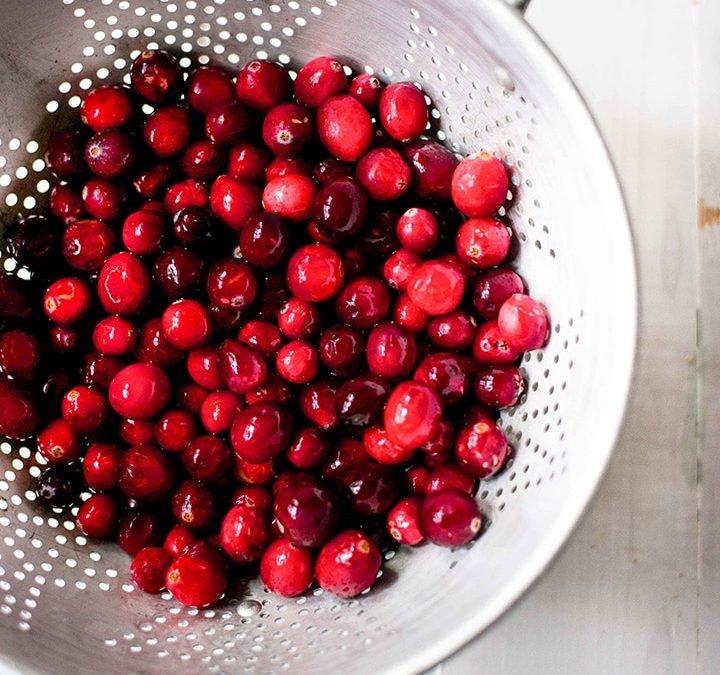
473 365 524 408
187 65 235 114
382 249 421 292
45 130 86 179
405 466 429 495
77 494 118 538
451 151 509 217
5 214 56 265
120 418 155 445
180 139 224 180
421 416 457 453
171 205 212 243
205 100 250 145
182 435 231 482
227 142 271 183
285 427 328 470
384 380 442 450
472 268 524 320
358 209 400 256
414 352 470 404
43 277 92 325
425 465 475 496
274 339 318 385
50 184 86 223
472 320 520 365
294 56 348 108
0 329 40 380
274 478 339 547
402 140 458 200
92 316 136 356
335 373 390 434
455 420 509 478
420 489 482 547
83 442 122 492
349 73 383 109
455 217 511 269
117 510 164 555
60 385 108 434
85 129 135 178
171 479 215 531
143 105 191 157
317 95 373 161
209 174 262 231
498 293 549 352
205 259 257 310
262 102 315 158
133 319 181 368
233 455 278 485
238 320 284 357
235 59 292 112
366 322 417 380
230 401 291 463
97 253 150 316
299 378 339 430
176 382 209 414
166 553 227 607
262 174 318 222
394 293 429 333
163 525 197 558
152 409 197 453
185 348 221 391
82 177 126 220
61 219 116 271
313 176 367 240
164 178 209 215
199 391 241 435
0 379 38 439
336 276 391 329
130 49 183 104
236 214 288 271
83 353 124 390
131 547 172 593
277 298 320 340
387 496 424 545
161 299 211 351
396 207 437 254
266 157 314 181
318 325 363 376
80 85 133 131
108 362 171 418
219 339 267 394
119 444 176 502
320 438 368 485
407 260 465 316
49 325 80 353
134 163 174 199
379 82 428 141
260 538 314 597
356 147 411 201
286 244 344 302
427 310 476 352
220 503 270 563
315 530 381 597
154 245 204 300
313 157 353 185
364 426 415 465
35 464 82 508
122 209 165 255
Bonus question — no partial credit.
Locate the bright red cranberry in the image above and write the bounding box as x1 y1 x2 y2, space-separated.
187 65 235 114
286 427 328 470
164 524 196 558
43 277 92 325
364 426 415 465
396 207 437 254
299 378 339 430
108 362 171 418
45 130 86 179
473 365 524 408
49 325 80 353
456 217 511 268
349 73 383 108
427 310 477 352
130 49 182 103
209 174 262 231
394 293 429 333
119 418 155 445
420 489 482 546
384 380 442 450
133 163 173 199
61 219 115 271
83 353 124 390
319 324 364 376
425 465 475 496
382 249 421 292
275 339 318 385
77 494 118 538
80 85 133 131
98 252 150 315
294 56 348 107
177 383 208 414
266 157 314 182
238 320 284 356
185 347 221 391
498 293 549 352
286 244 344 302
455 420 509 478
407 260 465 316
451 152 509 217
313 176 367 240
121 209 164 255
153 245 204 300
83 442 121 492
60 385 108 434
235 59 292 111
260 538 314 597
366 322 417 380
230 401 291 463
171 479 215 531
180 139 224 180
199 392 240 435
164 178 209 215
336 373 390 434
117 509 164 555
356 147 411 201
387 496 424 545
161 299 211 351
277 298 320 340
473 268 524 320
405 466 429 495
226 142 271 183
263 103 315 159
119 444 176 502
205 259 257 310
316 95 373 161
0 330 40 380
414 352 471 404
181 435 231 482
472 320 520 365
335 276 391 329
166 553 227 607
50 183 85 223
204 100 249 146
315 530 381 597
153 409 197 453
143 105 191 157
0 379 38 439
92 316 136 356
262 174 318 222
379 82 428 141
359 209 401 256
131 547 172 593
219 339 267 394
85 129 135 178
220 503 269 563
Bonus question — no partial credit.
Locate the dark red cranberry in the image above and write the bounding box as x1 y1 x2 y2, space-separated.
119 444 176 502
83 353 123 390
83 442 121 492
180 139 225 180
230 401 292 463
366 322 417 380
472 320 520 365
5 214 56 265
313 176 367 240
85 129 135 178
256 271 291 321
349 73 383 109
171 479 215 531
276 339 318 384
43 277 92 325
0 329 40 380
176 382 209 414
358 209 401 256
335 373 390 434
133 163 174 200
407 260 465 316
92 316 137 356
455 420 509 478
154 409 197 453
238 319 284 356
108 362 170 418
119 418 155 445
205 100 250 145
427 310 477 352
98 252 150 315
206 259 257 310
61 219 116 271
77 494 119 538
235 59 292 112
321 438 369 485
456 217 511 268
200 391 242 434
379 82 428 142
384 380 442 450
405 466 429 495
50 183 85 223
287 427 329 470
0 274 33 320
219 339 267 394
299 378 339 430
172 205 213 243
387 496 424 545
82 177 126 220
420 489 482 547
473 268 524 320
315 530 381 597
0 378 38 439
318 324 364 376
161 299 211 351
274 478 339 547
131 546 172 593
80 85 133 131
295 56 349 106
260 538 314 597
364 426 415 465
122 209 165 255
335 276 391 330
414 352 470 404
35 464 82 508
425 465 475 496
219 503 270 563
130 49 182 103
182 435 231 482
117 510 164 555
265 156 314 181
473 365 524 408
317 95 373 161
286 244 344 302
356 147 411 201
144 105 191 157
166 553 227 607
60 385 108 434
154 245 204 300
421 416 456 454
451 152 509 217
498 293 549 351
313 157 353 185
226 142 271 183
164 178 209 215
262 174 318 222
394 293 429 333
164 524 196 558
238 213 289 270
262 102 314 158
134 318 182 368
45 130 86 179
382 248 421 292
403 140 459 200
187 65 235 114
49 325 80 353
209 174 262 231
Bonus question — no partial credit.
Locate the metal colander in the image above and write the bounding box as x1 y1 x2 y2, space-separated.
0 0 637 673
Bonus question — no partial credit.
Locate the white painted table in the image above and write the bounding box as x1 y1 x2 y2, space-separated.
434 0 709 671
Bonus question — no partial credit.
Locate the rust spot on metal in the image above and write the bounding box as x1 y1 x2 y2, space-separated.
699 198 720 229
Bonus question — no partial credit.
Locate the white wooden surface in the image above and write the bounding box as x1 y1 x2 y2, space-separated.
433 0 702 672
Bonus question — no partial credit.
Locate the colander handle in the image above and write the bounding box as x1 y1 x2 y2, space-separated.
505 0 531 13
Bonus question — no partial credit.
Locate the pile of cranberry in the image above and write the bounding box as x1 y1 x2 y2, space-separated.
0 50 548 607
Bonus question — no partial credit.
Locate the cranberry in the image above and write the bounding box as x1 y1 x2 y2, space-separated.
85 129 135 178
164 178 209 215
219 339 267 394
454 218 510 269
0 274 33 320
152 410 197 453
366 322 417 380
260 538 314 597
381 249 420 292
171 205 212 243
233 456 278 485
231 401 292 463
335 276 391 330
236 215 288 272
315 530 381 597
83 442 121 492
238 320 284 356
427 310 476 352
405 466 429 495
60 385 108 434
321 438 369 485
177 383 209 413
118 510 164 555
131 547 172 593
451 152 509 217
171 479 215 531
227 142 271 183
45 130 86 179
425 465 475 496
35 464 82 508
5 214 56 265
130 49 183 104
164 524 197 557
497 293 549 351
262 102 315 158
349 73 383 109
154 245 204 300
313 157 353 185
319 324 364 376
364 426 415 465
299 378 339 430
294 56 348 107
50 184 86 223
77 494 118 538
387 496 424 545
166 553 227 607
108 362 171 418
49 325 80 353
134 163 174 199
119 444 176 502
384 380 442 450
407 260 466 316
262 174 318 222
122 209 165 255
184 348 220 391
142 105 191 157
472 320 520 365
180 139 224 180
266 156 313 181
92 316 136 356
379 82 428 141
394 293 429 333
134 320 180 368
220 504 270 563
119 418 154 445
161 299 211 351
80 85 133 131
277 298 320 340
316 95 373 161
472 269 523 320
43 277 92 325
420 489 481 547
421 416 457 455
358 209 401 255
286 244 344 302
276 479 339 546
313 176 367 240
473 365 524 408
414 352 470 404
335 373 390 434
98 252 150 315
286 427 329 469
276 339 318 384
0 329 41 380
187 65 235 114
83 176 126 220
61 219 116 271
182 435 231 482
455 420 509 478
199 393 240 435
235 60 292 112
396 208 437 254
209 174 262 231
0 379 38 439
204 260 256 311
202 101 247 145
356 148 411 201
83 353 124 390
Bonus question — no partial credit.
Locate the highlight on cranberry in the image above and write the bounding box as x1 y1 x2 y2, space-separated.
0 49 548 608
